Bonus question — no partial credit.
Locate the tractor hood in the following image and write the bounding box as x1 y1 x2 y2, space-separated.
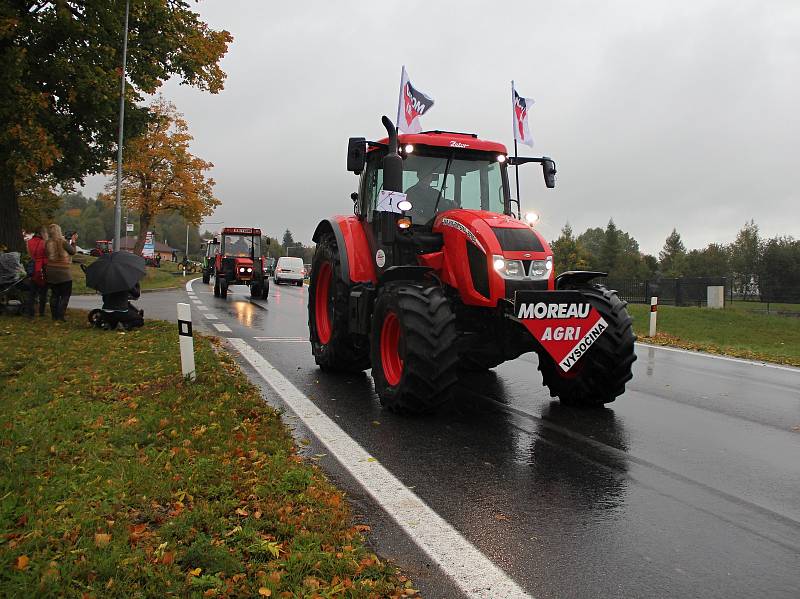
422 209 554 308
432 209 551 259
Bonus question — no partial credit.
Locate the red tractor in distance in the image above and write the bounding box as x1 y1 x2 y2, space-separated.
212 227 270 299
307 116 636 414
90 240 113 257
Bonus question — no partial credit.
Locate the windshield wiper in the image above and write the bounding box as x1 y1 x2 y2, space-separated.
431 154 453 219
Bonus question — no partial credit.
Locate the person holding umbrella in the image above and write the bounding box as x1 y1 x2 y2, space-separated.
84 252 147 330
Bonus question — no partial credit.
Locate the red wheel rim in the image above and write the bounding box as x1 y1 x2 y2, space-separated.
315 262 333 344
380 311 403 386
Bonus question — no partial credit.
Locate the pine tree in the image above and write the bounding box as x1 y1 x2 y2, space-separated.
600 219 620 274
659 229 687 277
550 223 590 273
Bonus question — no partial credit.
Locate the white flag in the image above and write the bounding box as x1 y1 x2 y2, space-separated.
396 66 434 133
511 81 535 147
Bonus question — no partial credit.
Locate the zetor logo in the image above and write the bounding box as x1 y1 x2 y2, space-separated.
515 293 608 372
449 141 469 148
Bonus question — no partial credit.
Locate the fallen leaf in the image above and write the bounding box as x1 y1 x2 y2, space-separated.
14 555 29 570
94 533 112 547
494 514 510 521
188 567 202 577
258 589 272 597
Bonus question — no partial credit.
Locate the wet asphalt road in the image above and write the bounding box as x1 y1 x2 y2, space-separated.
72 282 800 598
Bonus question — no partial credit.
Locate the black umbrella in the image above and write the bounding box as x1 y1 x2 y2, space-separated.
84 251 147 294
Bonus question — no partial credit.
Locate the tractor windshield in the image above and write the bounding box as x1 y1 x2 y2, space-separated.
364 151 507 226
223 234 260 258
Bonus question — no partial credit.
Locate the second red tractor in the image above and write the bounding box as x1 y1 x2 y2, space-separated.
211 227 270 299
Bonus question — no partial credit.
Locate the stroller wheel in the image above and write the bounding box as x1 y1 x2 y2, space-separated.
88 309 104 328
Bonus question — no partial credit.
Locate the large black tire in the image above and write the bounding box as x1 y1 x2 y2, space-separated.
202 269 210 284
308 233 370 372
370 284 459 414
213 277 220 297
261 279 270 299
219 278 228 299
537 284 636 407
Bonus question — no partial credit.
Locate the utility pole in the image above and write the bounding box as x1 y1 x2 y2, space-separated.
113 0 130 251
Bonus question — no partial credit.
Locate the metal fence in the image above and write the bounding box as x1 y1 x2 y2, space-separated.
599 276 800 314
600 277 727 306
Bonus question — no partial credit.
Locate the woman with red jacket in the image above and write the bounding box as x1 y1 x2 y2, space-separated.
26 227 48 317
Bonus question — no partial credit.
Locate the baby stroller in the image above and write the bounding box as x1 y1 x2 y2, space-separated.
0 252 29 315
83 252 146 331
88 283 144 331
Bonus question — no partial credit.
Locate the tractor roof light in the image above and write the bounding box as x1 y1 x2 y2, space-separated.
497 154 506 163
397 199 412 212
397 217 412 229
524 211 540 226
404 144 414 154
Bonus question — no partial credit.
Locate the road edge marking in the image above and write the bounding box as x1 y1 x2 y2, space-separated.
185 277 200 293
637 342 800 373
228 338 533 599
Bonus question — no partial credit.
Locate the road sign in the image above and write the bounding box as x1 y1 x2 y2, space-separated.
126 223 134 232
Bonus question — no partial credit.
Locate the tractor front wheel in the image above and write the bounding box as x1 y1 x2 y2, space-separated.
370 284 459 414
308 233 369 372
219 278 228 299
202 269 210 284
213 277 220 297
537 284 636 407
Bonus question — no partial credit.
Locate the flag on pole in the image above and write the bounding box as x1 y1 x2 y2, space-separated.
511 81 535 147
397 66 434 133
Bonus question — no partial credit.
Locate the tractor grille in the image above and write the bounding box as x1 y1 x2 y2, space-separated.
492 227 544 252
466 241 490 299
505 279 548 302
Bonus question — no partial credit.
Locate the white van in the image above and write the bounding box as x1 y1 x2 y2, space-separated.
274 256 305 286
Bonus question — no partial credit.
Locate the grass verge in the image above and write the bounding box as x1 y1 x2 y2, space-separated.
0 313 417 598
71 257 188 295
627 303 800 366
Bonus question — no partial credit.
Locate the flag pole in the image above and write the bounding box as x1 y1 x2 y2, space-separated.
396 65 405 130
512 81 521 217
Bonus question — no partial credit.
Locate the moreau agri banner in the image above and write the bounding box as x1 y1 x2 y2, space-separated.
514 291 608 372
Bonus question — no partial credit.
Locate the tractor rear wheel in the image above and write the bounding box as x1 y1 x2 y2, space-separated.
213 277 220 297
370 284 459 414
308 233 369 372
220 278 228 299
537 284 636 407
202 269 210 284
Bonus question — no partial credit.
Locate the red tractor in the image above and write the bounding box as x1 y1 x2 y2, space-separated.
308 116 636 413
212 227 270 299
90 240 113 257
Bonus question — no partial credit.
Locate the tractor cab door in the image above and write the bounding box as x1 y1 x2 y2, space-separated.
360 151 396 276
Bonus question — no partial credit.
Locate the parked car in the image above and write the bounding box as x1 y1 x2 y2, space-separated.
274 256 305 286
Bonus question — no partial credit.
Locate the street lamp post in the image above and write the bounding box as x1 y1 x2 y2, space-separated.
113 0 131 252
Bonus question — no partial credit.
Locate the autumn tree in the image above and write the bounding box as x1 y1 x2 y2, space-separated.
107 98 219 255
0 1 231 251
550 223 590 273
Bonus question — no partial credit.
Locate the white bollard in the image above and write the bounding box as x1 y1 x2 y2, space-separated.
177 302 196 381
649 296 658 337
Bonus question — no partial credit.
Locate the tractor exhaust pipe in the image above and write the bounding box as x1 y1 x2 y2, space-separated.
381 115 403 192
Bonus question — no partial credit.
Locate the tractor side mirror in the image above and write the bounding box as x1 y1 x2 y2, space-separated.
347 137 367 174
542 157 557 189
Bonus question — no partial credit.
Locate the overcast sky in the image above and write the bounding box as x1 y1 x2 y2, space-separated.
84 0 800 255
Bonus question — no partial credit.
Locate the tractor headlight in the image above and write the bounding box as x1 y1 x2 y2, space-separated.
529 257 553 279
492 255 525 279
246 267 252 273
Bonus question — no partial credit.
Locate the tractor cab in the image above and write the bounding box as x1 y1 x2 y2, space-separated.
212 227 270 300
201 236 220 284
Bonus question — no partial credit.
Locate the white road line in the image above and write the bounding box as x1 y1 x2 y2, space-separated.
197 306 208 311
185 277 199 292
253 337 309 343
637 342 800 373
213 323 232 333
204 314 218 320
191 300 202 305
229 338 532 599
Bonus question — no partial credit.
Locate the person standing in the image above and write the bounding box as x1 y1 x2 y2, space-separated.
26 227 48 316
45 224 76 321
